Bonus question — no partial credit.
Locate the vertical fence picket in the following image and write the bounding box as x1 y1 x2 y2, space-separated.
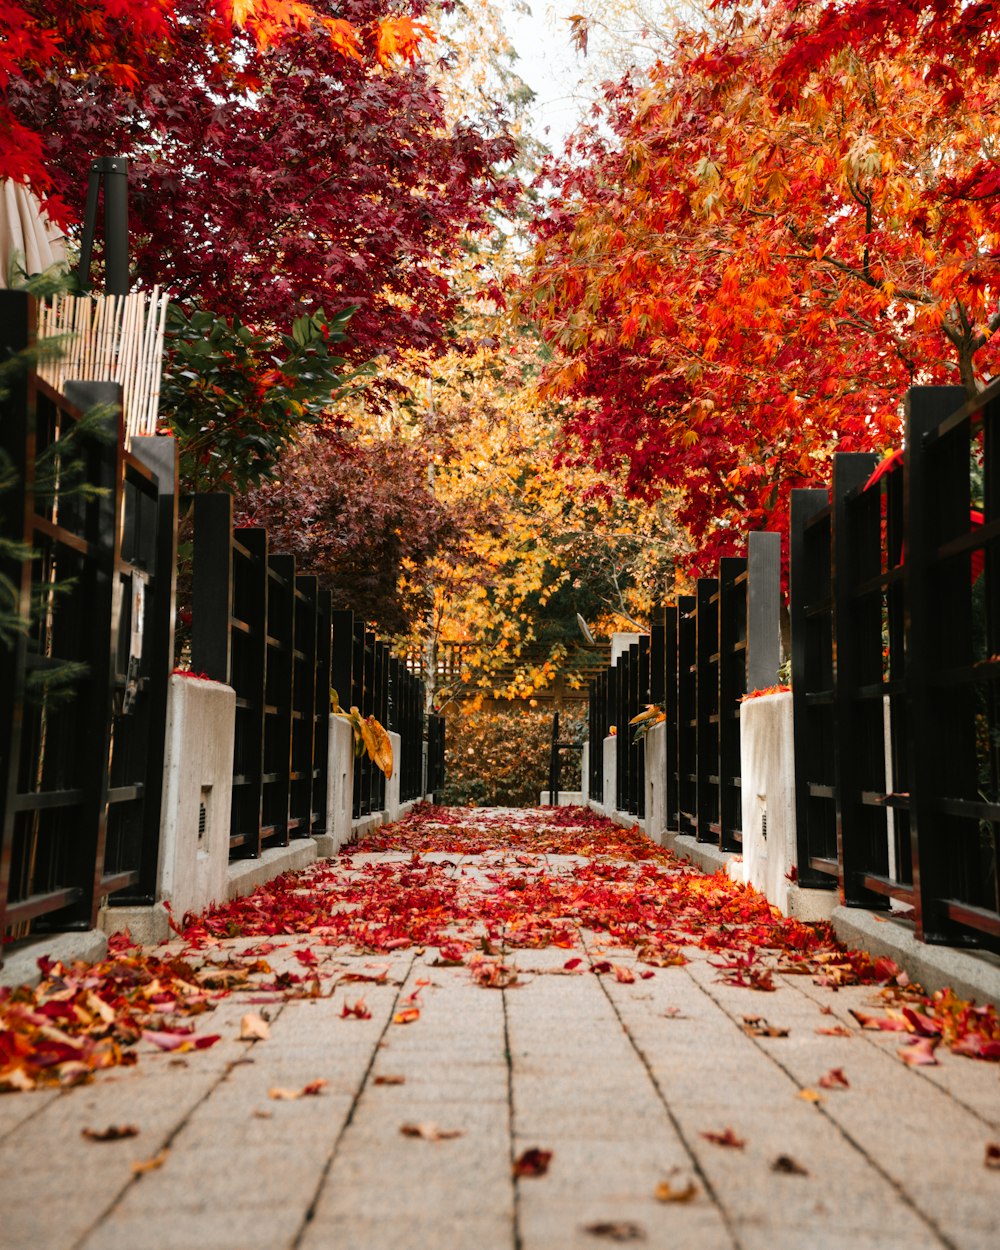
790 488 837 890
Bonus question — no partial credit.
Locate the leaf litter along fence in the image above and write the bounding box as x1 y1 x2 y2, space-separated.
0 294 443 960
588 532 781 842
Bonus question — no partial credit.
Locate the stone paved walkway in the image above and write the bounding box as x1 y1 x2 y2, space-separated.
1 808 999 1250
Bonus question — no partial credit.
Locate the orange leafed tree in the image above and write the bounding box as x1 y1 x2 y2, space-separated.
519 0 1000 570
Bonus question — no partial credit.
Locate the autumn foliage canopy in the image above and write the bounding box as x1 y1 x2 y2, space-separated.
4 0 518 362
520 0 1000 570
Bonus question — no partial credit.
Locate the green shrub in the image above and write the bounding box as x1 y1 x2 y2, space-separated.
440 705 587 807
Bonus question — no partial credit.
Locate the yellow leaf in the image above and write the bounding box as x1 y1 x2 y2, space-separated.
360 716 394 778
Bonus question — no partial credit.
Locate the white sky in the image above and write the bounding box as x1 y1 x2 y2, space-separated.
500 2 595 152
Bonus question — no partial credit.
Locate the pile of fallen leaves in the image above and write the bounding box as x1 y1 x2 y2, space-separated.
3 805 998 1092
0 943 228 1092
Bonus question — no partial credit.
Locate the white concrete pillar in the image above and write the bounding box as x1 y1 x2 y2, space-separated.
102 674 235 942
740 691 835 921
320 715 355 853
385 730 402 823
603 735 617 813
643 721 667 845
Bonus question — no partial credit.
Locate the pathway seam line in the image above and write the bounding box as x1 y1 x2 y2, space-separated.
583 930 744 1250
685 965 962 1250
290 950 418 1248
71 999 292 1250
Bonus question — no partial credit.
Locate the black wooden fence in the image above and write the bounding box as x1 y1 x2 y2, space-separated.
193 500 435 844
792 382 1000 950
1 297 441 961
0 291 176 940
427 714 446 795
192 493 333 857
588 532 781 845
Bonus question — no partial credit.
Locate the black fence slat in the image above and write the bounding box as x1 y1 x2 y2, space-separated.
790 488 837 890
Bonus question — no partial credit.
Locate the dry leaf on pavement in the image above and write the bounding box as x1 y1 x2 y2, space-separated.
797 1088 824 1103
82 1125 139 1142
393 1006 421 1025
742 1016 789 1038
654 1178 697 1202
818 1067 850 1089
267 1079 328 1100
701 1127 745 1148
240 1013 270 1041
374 1074 405 1086
399 1122 463 1141
899 1037 940 1066
131 1149 169 1174
772 1154 809 1175
341 998 372 1020
584 1221 647 1242
985 1143 1000 1169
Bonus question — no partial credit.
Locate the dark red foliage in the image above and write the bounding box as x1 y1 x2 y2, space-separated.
10 0 520 361
238 429 488 634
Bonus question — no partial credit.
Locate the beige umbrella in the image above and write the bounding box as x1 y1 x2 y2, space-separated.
0 180 67 286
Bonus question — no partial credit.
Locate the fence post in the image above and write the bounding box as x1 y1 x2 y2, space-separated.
746 531 781 691
790 487 837 890
123 433 178 903
192 494 234 684
905 385 975 943
664 605 679 832
695 577 719 842
831 452 881 906
635 637 649 818
312 589 332 834
676 593 697 837
0 293 36 939
719 556 748 850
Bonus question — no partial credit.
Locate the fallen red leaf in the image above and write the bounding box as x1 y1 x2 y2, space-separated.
818 1067 850 1089
849 1010 910 1032
340 998 372 1020
899 1037 940 1066
701 1127 745 1148
513 1147 553 1177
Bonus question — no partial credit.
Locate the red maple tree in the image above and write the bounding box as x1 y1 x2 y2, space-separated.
520 0 1000 570
6 1 518 360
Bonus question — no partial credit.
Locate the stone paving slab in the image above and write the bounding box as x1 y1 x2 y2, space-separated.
2 822 999 1250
